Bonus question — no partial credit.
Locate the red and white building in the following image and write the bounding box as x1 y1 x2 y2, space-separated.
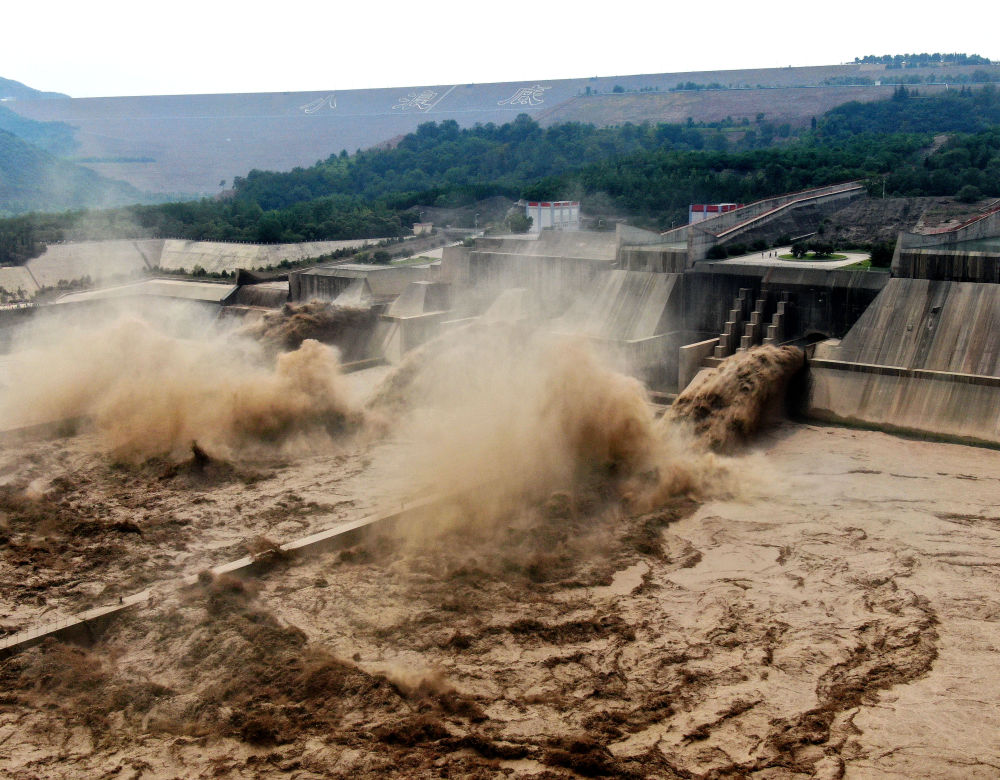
524 200 580 232
688 203 743 224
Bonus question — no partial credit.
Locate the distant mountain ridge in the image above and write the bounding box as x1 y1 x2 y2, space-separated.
0 105 77 156
0 77 68 100
6 61 1000 196
0 129 145 215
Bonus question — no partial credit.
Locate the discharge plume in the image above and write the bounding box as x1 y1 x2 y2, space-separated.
1 313 358 461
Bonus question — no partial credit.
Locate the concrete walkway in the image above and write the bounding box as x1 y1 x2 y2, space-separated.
711 246 869 270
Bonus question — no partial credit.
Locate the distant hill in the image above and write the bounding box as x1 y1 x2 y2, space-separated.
6 61 1000 196
0 129 146 215
0 76 68 100
4 88 1000 257
0 105 77 156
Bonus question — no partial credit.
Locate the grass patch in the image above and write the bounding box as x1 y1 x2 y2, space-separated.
842 259 890 271
778 253 848 261
390 254 437 266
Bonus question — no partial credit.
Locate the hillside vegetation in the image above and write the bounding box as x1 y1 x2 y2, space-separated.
2 85 1000 262
0 130 144 217
0 105 77 156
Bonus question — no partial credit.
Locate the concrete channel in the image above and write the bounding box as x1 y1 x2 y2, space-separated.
0 492 448 659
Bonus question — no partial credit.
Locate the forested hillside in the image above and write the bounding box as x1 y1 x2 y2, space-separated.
3 85 1000 262
820 85 1000 137
232 117 710 210
0 106 77 156
0 130 144 217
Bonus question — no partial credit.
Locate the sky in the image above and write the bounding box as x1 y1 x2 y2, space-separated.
3 0 998 98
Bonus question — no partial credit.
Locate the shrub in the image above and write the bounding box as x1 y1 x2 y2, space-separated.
506 212 533 234
870 241 895 267
807 240 835 257
957 184 982 203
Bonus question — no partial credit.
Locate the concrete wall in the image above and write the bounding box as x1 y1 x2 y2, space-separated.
616 223 669 247
291 270 353 301
27 239 162 289
475 231 619 261
387 281 450 317
893 249 1000 283
685 267 885 340
439 245 471 285
619 244 688 273
681 271 761 334
158 238 379 274
896 207 1000 253
687 182 864 263
291 265 418 302
467 251 613 315
828 278 1000 375
807 361 1000 447
377 313 447 363
804 277 1000 445
555 270 682 341
678 337 720 391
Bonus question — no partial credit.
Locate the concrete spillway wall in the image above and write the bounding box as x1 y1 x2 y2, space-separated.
828 278 1000 375
685 266 885 340
619 244 689 273
893 248 1000 283
552 269 685 386
24 239 163 291
467 252 613 315
807 361 1000 447
556 270 681 341
806 278 1000 445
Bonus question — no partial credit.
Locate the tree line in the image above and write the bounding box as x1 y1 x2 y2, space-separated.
3 86 1000 263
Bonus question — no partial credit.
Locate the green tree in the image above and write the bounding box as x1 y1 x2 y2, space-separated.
870 242 895 267
957 184 982 203
506 212 533 233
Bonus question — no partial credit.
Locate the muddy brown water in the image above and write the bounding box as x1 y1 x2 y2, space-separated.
1 422 998 778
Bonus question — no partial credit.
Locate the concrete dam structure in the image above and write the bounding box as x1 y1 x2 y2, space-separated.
281 182 996 448
809 280 1000 446
7 182 999 448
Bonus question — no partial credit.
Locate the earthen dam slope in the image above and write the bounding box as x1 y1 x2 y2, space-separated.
9 62 999 195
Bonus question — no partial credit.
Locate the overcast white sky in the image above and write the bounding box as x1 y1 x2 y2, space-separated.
3 0 997 98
